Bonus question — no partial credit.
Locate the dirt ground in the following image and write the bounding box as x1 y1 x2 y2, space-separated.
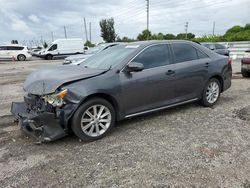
1 59 250 187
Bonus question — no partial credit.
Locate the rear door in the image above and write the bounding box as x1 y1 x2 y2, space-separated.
170 43 210 102
120 44 176 115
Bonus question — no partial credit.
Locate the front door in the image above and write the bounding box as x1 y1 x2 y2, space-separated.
120 44 176 116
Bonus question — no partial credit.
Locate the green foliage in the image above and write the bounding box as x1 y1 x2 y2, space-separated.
11 40 18 44
176 33 195 39
43 42 48 48
99 18 116 42
84 40 95 47
137 30 152 41
116 36 136 42
164 34 175 40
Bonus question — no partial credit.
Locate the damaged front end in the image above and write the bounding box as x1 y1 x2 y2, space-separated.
11 90 77 142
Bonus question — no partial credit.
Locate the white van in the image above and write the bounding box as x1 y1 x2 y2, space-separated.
38 38 84 60
0 45 32 61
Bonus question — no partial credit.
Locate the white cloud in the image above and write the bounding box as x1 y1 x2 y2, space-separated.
28 14 40 23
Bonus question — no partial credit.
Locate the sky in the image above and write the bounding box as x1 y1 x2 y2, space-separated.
0 0 249 46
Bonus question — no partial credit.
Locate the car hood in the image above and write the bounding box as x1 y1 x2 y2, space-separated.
24 65 107 95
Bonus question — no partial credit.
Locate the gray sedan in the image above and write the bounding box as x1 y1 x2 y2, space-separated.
11 40 232 142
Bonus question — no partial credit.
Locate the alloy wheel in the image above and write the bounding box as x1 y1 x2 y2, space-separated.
80 105 112 137
206 81 220 104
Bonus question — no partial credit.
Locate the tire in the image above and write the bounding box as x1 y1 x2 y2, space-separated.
46 54 53 60
71 98 116 141
200 78 221 107
241 69 250 77
17 54 26 61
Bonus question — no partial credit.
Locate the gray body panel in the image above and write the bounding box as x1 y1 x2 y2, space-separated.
11 40 232 141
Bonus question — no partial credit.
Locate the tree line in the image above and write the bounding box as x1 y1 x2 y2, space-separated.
96 17 250 46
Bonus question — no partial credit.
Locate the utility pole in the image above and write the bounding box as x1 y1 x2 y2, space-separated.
64 26 67 38
84 17 88 42
51 31 54 42
185 22 189 39
212 21 215 36
146 0 149 40
89 22 92 43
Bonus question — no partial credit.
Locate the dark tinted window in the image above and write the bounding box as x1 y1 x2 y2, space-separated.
203 44 215 50
215 44 226 49
48 44 57 51
0 46 7 50
197 49 209 59
172 43 198 63
6 46 24 50
132 44 170 69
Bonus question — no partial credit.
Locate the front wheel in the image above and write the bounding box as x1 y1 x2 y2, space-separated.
71 98 116 141
200 78 221 107
242 69 250 77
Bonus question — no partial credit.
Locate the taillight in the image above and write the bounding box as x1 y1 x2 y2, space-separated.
228 58 232 65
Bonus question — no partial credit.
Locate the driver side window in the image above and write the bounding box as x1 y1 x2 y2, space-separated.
48 44 57 51
132 44 170 69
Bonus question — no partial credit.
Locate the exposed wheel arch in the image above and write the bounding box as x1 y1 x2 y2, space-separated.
73 93 121 122
209 75 224 92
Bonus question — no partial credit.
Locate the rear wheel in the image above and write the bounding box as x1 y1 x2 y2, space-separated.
71 98 115 141
200 78 221 107
17 54 26 61
242 69 250 77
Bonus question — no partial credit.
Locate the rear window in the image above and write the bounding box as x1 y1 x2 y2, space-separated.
172 43 208 63
172 43 198 63
215 44 226 49
0 46 7 50
6 46 24 50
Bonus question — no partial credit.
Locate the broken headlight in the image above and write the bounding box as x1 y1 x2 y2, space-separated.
43 89 68 107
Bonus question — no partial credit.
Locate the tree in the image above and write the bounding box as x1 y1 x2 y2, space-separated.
11 40 18 44
99 18 116 42
176 33 195 40
43 42 48 48
137 30 152 41
164 34 175 40
84 40 95 47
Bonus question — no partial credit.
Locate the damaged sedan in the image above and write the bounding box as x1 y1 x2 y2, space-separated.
11 40 232 142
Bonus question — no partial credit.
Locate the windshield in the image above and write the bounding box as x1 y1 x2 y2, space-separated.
80 45 138 69
85 44 107 54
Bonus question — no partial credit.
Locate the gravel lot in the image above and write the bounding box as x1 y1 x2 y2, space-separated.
0 59 250 187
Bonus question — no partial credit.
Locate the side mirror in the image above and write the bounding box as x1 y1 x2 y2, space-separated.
126 62 144 72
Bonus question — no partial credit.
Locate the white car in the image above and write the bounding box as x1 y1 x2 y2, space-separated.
0 45 32 61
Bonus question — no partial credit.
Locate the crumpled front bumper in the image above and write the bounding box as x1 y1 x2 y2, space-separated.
11 102 67 142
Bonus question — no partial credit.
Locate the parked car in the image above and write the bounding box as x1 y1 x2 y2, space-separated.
63 43 121 65
11 40 232 142
202 43 230 56
0 45 32 61
37 38 84 60
241 49 250 77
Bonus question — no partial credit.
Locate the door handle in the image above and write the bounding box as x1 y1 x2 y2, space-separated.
204 62 210 67
166 70 175 75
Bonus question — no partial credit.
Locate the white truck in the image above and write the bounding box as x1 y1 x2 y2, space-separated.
38 38 84 60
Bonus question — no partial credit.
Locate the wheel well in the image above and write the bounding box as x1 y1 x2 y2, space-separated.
211 75 224 92
80 93 120 120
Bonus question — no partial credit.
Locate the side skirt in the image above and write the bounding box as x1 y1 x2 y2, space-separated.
125 98 199 118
